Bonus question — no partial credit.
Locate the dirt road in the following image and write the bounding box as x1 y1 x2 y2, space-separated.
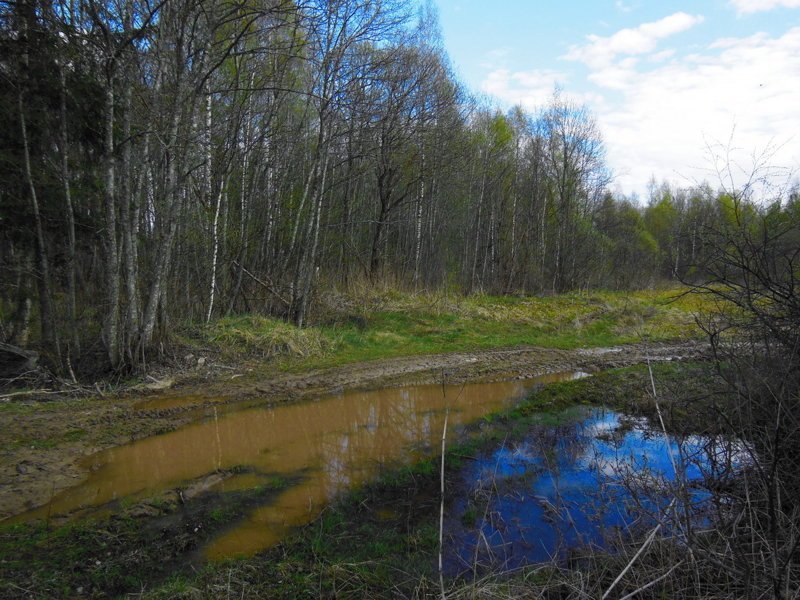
0 340 707 521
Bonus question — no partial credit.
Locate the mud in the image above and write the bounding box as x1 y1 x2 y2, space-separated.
0 340 707 522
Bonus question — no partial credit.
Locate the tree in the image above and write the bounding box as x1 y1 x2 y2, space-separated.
686 154 800 598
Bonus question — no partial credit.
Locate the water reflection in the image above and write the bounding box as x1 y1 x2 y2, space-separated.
13 375 587 558
445 408 748 575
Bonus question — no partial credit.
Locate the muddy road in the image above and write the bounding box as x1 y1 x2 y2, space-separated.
0 341 707 522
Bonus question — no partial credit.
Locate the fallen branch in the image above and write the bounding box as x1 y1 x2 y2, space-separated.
0 389 61 401
232 260 291 308
602 522 662 599
618 559 686 600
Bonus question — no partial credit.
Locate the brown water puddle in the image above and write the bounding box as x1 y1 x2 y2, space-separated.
15 371 587 560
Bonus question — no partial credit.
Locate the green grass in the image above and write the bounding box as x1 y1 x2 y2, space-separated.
187 287 711 373
7 427 88 451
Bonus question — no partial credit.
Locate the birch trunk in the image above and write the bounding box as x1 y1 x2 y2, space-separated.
207 184 224 322
58 63 79 354
102 77 121 367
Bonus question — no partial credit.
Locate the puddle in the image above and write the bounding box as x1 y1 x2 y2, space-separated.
13 371 586 559
444 407 749 576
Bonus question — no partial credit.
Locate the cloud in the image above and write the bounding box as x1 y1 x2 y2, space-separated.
648 49 676 62
729 0 800 14
615 0 636 13
564 12 705 69
480 68 606 113
595 27 800 197
481 68 567 111
478 16 799 198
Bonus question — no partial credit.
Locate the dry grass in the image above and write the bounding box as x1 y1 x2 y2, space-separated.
202 315 335 359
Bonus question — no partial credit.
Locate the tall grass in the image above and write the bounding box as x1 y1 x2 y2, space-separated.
190 288 711 373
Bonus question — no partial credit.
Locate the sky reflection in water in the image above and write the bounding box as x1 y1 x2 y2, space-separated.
445 408 746 576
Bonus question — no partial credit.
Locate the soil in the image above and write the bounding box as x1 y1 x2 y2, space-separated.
0 340 708 522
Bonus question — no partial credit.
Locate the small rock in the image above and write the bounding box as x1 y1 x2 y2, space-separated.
197 357 206 367
184 353 195 363
15 463 28 475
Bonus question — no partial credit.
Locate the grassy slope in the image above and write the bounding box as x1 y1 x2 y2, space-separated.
191 288 708 373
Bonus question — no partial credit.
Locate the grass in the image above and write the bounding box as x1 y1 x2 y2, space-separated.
7 427 88 451
200 315 334 359
0 476 293 599
0 288 725 598
186 287 711 373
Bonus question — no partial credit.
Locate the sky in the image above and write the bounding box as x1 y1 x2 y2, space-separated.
433 0 800 201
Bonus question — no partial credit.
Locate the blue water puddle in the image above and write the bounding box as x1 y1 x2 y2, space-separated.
444 407 748 576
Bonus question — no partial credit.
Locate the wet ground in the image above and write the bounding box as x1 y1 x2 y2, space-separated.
11 373 588 559
0 341 707 524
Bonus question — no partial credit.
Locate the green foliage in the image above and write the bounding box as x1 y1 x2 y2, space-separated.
489 112 514 149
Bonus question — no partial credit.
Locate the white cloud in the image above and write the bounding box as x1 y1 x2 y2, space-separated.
596 27 800 197
479 17 800 198
564 12 705 69
729 0 800 14
480 46 511 68
480 68 606 113
615 0 635 13
481 68 567 111
482 20 800 196
649 49 676 62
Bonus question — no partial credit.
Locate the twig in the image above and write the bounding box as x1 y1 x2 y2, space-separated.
0 389 61 401
618 558 685 600
232 260 291 307
601 522 662 599
647 357 679 478
439 407 449 600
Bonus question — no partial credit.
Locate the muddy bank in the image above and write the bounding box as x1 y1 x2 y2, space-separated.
0 340 707 522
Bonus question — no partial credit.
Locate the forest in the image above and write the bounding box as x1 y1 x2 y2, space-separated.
3 0 797 375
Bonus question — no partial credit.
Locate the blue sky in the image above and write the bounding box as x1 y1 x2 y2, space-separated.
434 0 800 200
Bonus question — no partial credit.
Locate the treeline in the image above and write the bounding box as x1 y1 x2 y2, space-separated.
0 0 797 373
